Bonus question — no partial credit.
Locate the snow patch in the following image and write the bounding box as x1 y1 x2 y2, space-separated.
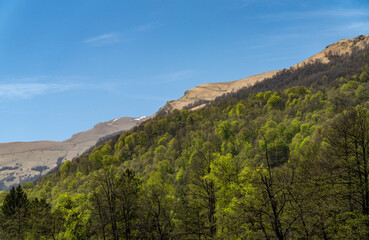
107 118 120 125
134 116 147 121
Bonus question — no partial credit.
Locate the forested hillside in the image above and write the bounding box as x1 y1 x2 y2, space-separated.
1 43 369 239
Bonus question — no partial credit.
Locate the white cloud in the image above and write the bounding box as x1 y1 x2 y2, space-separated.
0 82 80 100
84 32 121 46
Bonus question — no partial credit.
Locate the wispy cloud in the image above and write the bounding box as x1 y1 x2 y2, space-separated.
267 33 307 41
134 22 159 32
313 9 368 18
0 82 80 100
341 22 369 32
151 70 195 84
0 75 124 100
249 33 307 49
126 94 169 101
322 21 369 37
258 9 369 21
237 0 256 8
84 32 123 46
257 55 298 63
84 23 159 47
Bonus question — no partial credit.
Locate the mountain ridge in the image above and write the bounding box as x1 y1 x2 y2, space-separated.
0 34 368 191
0 116 148 190
22 34 369 239
155 34 369 116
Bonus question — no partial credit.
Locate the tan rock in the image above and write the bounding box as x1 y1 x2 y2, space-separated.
155 35 369 115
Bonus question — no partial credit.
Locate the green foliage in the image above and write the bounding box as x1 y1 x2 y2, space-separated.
0 186 57 239
216 120 232 140
60 160 72 177
360 71 369 82
11 46 369 238
267 92 284 109
355 84 368 102
341 80 359 91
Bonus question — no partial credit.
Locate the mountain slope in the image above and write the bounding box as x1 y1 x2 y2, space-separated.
155 35 369 116
0 116 148 190
22 34 369 239
1 35 368 191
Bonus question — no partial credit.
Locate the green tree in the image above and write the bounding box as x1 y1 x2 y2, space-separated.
26 198 54 240
326 107 369 216
360 71 369 82
186 141 218 238
139 172 175 240
267 92 284 110
1 185 30 240
56 193 90 240
90 167 141 240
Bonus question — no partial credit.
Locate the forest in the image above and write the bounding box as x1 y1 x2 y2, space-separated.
1 45 369 239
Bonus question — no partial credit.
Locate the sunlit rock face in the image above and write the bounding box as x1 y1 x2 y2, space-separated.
155 35 369 116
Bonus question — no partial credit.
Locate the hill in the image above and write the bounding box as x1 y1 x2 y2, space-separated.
1 35 369 239
155 35 369 115
1 35 368 192
0 116 148 191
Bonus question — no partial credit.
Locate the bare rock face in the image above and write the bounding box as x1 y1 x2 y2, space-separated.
292 34 369 69
155 70 280 116
0 116 148 190
155 34 369 116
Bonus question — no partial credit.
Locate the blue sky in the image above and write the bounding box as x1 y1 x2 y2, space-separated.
0 0 368 142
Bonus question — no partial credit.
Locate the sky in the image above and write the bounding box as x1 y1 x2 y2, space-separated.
0 0 368 142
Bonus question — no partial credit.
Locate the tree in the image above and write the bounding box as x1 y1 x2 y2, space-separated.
90 167 141 240
56 193 90 240
360 71 369 82
267 92 284 110
186 141 218 239
90 166 120 240
1 185 30 239
117 169 141 240
251 131 304 240
26 198 54 240
139 172 175 240
326 107 369 215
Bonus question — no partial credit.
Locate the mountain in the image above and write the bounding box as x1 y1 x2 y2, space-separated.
0 116 148 191
155 34 369 116
3 34 369 239
1 35 368 192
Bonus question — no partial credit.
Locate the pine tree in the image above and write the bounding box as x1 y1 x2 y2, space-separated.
1 185 30 239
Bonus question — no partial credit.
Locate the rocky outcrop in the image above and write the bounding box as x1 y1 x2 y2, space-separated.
292 35 369 69
155 70 280 116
